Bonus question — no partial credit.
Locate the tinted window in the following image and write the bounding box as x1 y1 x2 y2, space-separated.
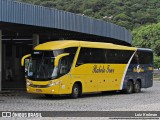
58 47 78 76
106 50 134 64
137 50 153 64
64 47 78 54
28 48 78 80
76 48 134 66
130 50 153 64
64 47 78 65
76 48 106 65
130 53 138 64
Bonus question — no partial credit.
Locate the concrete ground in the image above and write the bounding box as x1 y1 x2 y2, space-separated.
0 81 160 119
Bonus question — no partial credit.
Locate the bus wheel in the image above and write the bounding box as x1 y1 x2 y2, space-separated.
124 81 133 94
45 94 53 98
134 81 141 93
71 84 80 99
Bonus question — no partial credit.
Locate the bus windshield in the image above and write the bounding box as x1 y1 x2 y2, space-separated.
27 47 78 81
27 50 63 80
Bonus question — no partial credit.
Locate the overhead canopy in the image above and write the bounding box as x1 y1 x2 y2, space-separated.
0 0 132 45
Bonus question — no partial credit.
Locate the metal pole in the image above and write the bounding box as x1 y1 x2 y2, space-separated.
0 30 2 91
33 34 39 48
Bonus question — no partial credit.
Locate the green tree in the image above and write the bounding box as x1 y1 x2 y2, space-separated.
40 1 56 8
132 23 160 55
132 23 160 68
17 0 160 30
154 56 160 69
83 9 94 16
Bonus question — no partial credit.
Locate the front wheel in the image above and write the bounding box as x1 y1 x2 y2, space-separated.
124 81 134 94
71 84 80 99
134 81 141 93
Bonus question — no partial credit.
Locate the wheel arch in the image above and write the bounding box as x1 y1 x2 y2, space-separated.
128 79 134 84
72 81 82 94
123 79 134 94
122 79 134 90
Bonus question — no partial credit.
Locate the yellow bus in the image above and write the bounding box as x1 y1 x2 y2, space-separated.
21 40 153 98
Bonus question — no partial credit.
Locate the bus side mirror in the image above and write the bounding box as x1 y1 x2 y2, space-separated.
21 54 31 66
54 53 70 66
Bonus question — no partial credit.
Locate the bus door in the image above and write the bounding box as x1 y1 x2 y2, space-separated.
74 48 99 92
58 55 74 94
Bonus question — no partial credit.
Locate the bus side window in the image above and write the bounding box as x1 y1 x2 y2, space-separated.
91 49 105 63
137 51 153 64
106 49 133 64
59 56 71 76
76 48 92 65
131 53 139 64
76 48 86 66
76 48 106 66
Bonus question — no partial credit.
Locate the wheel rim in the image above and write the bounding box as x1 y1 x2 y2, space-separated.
127 82 132 93
74 87 79 95
135 82 140 92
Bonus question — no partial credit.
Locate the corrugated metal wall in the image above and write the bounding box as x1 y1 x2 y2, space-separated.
0 0 132 44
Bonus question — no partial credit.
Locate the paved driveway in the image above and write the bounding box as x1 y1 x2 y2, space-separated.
0 81 160 112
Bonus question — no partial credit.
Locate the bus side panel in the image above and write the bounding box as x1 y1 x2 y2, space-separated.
58 74 73 94
122 49 153 90
71 64 98 93
101 64 127 91
144 65 153 88
123 64 153 89
123 64 146 90
71 64 127 93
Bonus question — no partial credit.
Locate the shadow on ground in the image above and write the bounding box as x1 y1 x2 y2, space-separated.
29 90 146 100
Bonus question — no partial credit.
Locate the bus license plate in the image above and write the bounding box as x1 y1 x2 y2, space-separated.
36 89 42 93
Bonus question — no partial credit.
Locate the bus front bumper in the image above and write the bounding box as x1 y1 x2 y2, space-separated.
27 85 59 95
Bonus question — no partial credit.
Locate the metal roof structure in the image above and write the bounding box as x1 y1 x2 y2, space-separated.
0 0 132 45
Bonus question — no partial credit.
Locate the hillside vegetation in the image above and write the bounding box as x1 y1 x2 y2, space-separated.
132 23 160 68
16 0 160 68
17 0 160 30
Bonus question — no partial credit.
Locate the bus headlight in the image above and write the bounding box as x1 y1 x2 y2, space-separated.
27 80 32 86
48 81 60 87
48 81 56 87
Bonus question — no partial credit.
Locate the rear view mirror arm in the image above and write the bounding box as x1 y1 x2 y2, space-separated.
21 54 31 66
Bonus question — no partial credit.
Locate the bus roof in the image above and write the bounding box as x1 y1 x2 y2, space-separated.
138 48 153 52
34 40 137 51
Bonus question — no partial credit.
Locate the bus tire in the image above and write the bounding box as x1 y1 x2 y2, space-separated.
124 81 134 94
45 94 53 98
134 81 141 93
71 84 80 99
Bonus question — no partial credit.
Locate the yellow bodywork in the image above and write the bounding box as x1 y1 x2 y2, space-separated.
34 40 136 51
26 40 137 95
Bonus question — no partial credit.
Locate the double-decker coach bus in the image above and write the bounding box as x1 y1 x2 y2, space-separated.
21 40 153 98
